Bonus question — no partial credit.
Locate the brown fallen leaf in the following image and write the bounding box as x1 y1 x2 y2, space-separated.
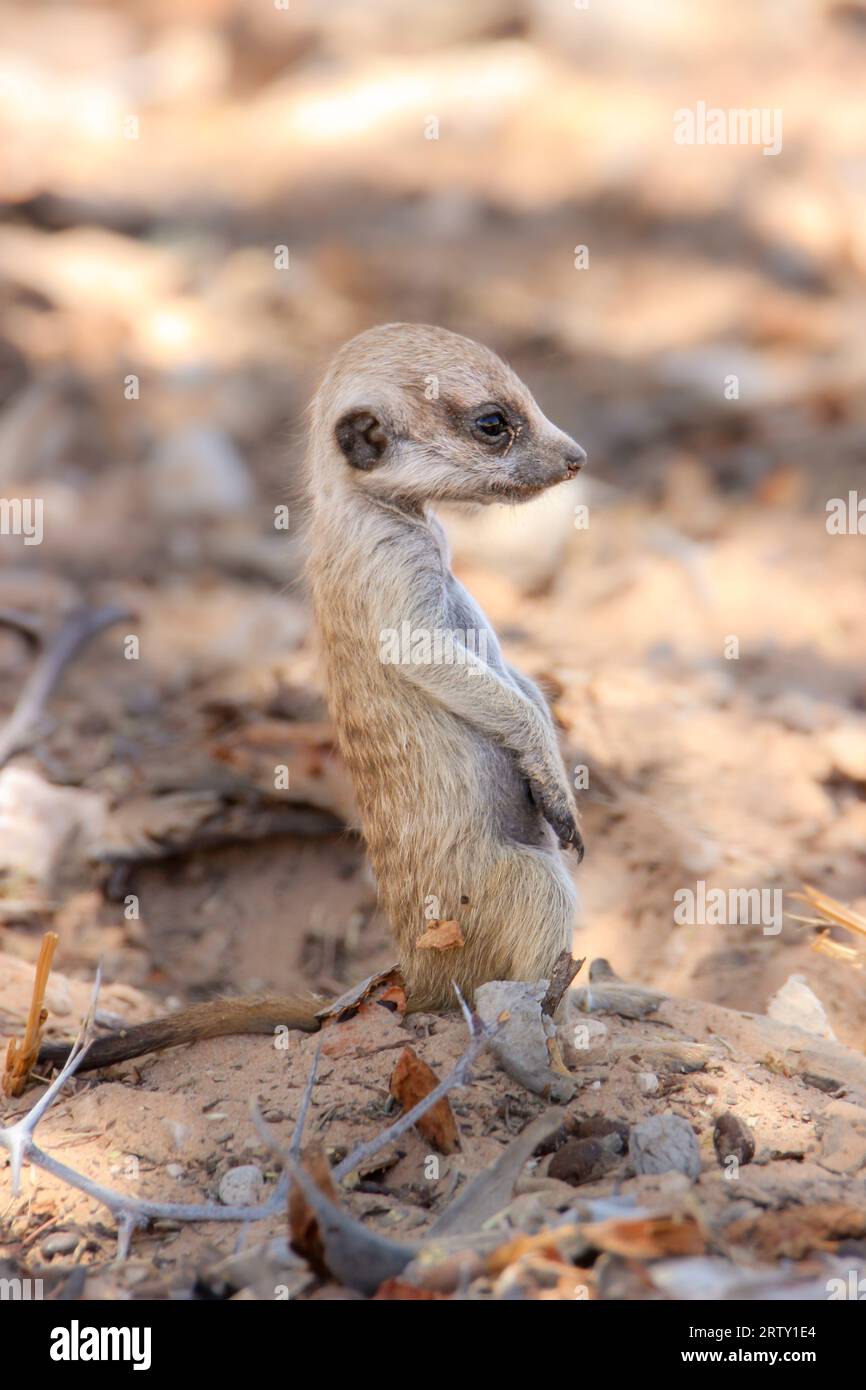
288 1142 342 1280
485 1223 581 1276
316 966 406 1024
416 919 464 951
579 1214 705 1259
725 1202 866 1260
390 1046 460 1154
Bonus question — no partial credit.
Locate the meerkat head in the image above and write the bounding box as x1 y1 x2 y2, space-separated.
311 323 585 507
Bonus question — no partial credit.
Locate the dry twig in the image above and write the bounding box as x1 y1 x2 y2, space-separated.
2 931 58 1097
0 604 133 768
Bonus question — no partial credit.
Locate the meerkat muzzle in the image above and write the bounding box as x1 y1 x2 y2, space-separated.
564 446 586 477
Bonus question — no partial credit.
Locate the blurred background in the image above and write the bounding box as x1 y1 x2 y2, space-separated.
1 0 866 1046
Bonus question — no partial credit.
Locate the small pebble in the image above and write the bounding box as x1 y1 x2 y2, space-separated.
218 1164 264 1206
713 1112 756 1167
630 1113 701 1180
549 1135 621 1186
41 1231 78 1257
571 1115 630 1147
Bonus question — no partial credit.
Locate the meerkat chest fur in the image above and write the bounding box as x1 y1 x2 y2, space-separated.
310 483 545 843
306 323 585 1008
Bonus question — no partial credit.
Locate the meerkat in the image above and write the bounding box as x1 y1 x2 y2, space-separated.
39 324 585 1073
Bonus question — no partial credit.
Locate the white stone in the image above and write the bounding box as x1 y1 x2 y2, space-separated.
767 974 836 1040
0 767 105 889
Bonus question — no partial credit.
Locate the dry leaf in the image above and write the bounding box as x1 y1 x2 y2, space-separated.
416 919 464 951
316 966 406 1024
492 1254 593 1301
485 1224 580 1276
390 1046 460 1154
725 1202 866 1260
579 1214 705 1259
288 1142 342 1279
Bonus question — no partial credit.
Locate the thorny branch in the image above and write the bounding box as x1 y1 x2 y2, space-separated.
0 979 496 1261
0 969 293 1259
249 999 497 1186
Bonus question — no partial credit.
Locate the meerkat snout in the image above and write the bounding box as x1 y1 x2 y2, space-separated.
564 444 587 476
316 322 586 506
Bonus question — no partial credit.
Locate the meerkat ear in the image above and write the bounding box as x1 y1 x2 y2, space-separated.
334 409 389 470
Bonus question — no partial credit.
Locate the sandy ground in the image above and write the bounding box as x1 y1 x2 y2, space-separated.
1 0 865 1300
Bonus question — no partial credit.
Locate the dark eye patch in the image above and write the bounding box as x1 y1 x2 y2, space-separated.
470 403 515 445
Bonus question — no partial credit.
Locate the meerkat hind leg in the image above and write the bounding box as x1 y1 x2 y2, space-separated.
400 843 576 1011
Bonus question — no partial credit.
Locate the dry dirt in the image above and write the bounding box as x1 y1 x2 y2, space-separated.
1 0 866 1301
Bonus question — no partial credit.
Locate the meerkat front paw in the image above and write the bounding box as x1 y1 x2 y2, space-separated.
527 776 585 859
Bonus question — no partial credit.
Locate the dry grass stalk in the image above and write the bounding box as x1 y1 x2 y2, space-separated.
2 931 59 1097
790 884 866 974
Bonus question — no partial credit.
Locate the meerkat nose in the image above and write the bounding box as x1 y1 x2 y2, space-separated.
564 444 586 476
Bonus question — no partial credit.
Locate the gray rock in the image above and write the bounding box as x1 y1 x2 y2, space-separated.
475 979 575 1102
42 1231 78 1257
713 1112 756 1167
817 1099 866 1175
630 1113 701 1180
218 1164 264 1207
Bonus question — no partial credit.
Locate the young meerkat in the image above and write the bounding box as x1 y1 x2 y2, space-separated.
39 324 585 1073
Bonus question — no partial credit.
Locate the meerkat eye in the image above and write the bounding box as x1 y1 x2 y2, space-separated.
473 410 509 441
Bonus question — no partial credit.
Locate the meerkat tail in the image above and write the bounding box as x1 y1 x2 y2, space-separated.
36 994 324 1073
